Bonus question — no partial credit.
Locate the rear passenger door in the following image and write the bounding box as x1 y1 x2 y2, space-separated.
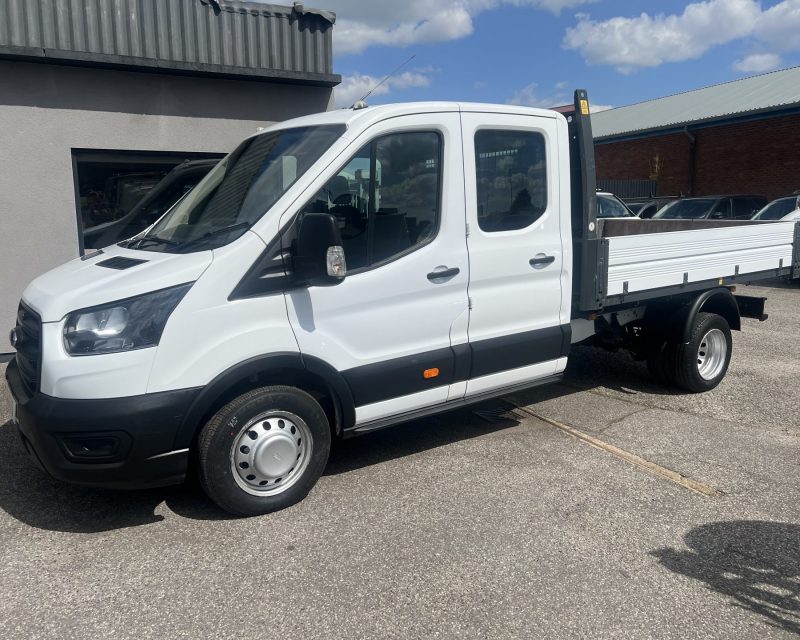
460 111 569 396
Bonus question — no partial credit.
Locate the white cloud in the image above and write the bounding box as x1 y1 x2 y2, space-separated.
313 0 596 55
508 82 568 108
334 71 432 107
563 0 760 73
757 0 800 52
508 81 612 111
563 0 800 74
733 52 782 73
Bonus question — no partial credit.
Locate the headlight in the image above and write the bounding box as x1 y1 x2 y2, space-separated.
63 283 192 355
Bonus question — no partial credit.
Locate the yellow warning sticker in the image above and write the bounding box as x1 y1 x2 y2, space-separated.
580 99 590 115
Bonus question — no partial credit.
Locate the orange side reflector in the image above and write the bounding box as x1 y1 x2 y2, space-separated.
423 368 440 379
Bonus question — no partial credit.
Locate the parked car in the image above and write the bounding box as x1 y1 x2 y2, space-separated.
626 197 678 219
751 196 800 221
596 191 636 218
653 195 767 220
83 159 220 250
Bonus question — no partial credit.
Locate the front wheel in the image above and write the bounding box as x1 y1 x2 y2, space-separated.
669 312 732 393
198 386 331 516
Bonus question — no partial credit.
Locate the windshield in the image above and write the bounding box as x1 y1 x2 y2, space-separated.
654 199 716 219
130 125 345 252
752 197 798 220
627 202 645 214
596 194 634 218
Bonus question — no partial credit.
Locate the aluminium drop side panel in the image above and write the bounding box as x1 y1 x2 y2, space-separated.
605 221 796 297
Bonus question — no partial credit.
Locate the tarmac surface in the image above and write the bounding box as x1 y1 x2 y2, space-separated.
0 281 798 639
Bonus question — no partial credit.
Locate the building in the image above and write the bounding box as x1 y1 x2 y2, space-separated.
592 67 800 201
0 0 339 351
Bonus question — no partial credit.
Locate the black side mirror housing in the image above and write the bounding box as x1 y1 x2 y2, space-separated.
294 213 346 286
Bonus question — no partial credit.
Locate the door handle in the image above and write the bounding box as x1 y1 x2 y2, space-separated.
427 267 460 281
529 255 555 266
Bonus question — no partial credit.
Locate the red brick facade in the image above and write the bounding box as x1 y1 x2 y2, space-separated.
595 112 800 200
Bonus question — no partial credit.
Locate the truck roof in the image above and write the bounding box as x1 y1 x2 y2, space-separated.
259 101 561 135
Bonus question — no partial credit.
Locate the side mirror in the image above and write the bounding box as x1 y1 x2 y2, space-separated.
294 213 346 286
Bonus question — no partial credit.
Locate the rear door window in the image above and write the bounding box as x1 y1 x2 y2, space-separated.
733 197 765 218
474 130 547 232
711 199 732 219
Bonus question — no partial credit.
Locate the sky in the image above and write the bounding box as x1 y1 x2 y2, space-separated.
281 0 800 110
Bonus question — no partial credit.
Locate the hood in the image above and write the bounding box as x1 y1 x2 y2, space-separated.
22 244 213 322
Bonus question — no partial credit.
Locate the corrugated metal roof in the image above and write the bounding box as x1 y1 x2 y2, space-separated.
592 66 800 140
0 0 340 86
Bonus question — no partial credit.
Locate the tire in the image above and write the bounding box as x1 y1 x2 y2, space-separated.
198 386 331 516
646 339 674 387
668 312 732 393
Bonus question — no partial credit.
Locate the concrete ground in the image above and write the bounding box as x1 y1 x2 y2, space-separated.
0 281 798 639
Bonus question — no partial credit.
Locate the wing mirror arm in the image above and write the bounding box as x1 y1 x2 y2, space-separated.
294 213 347 286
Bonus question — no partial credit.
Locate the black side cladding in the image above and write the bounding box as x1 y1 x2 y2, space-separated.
568 89 607 313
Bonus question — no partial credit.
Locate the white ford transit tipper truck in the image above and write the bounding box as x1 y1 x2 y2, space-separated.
7 91 799 516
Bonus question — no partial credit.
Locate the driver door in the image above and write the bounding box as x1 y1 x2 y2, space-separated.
282 113 470 425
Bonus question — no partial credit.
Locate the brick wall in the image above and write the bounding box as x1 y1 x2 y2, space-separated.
594 112 800 200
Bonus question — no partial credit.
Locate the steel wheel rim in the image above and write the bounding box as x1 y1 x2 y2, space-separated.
230 411 312 496
696 328 727 381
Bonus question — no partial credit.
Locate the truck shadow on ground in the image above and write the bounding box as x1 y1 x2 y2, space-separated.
651 521 800 635
0 349 675 533
0 406 524 533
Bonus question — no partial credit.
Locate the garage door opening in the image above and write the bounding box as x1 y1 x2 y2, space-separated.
73 149 224 252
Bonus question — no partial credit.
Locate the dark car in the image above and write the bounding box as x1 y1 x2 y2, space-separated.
625 197 678 219
751 196 800 221
83 159 220 250
596 192 636 218
653 195 767 221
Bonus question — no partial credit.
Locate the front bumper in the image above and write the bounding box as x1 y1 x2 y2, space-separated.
5 358 201 489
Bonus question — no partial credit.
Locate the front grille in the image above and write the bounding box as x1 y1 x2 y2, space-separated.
14 303 42 394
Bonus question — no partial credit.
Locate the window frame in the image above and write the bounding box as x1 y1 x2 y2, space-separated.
292 128 445 277
473 127 549 234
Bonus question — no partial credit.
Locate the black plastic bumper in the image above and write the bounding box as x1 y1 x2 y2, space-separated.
5 358 201 489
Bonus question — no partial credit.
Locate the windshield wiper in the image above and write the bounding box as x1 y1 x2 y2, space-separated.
176 221 252 250
128 235 181 250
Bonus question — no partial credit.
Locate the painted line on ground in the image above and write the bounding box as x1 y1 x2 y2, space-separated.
509 403 725 498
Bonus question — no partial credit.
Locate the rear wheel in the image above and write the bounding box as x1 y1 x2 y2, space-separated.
198 386 331 516
669 312 732 393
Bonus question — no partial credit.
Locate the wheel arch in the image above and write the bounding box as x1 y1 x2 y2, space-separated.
679 287 740 343
173 353 356 450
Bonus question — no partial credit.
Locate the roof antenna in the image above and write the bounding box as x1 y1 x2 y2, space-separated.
352 54 416 109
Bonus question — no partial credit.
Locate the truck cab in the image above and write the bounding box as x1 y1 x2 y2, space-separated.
7 93 797 516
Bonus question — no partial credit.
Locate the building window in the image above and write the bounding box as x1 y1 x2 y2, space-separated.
73 150 223 252
474 130 547 232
